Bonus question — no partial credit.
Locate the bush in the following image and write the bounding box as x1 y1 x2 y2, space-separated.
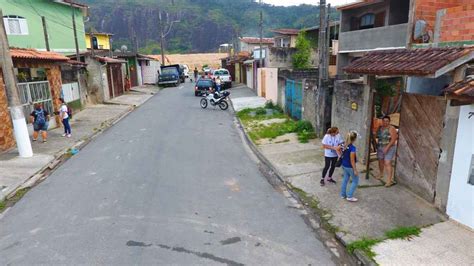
295 120 314 133
255 107 267 116
264 101 275 109
292 32 312 69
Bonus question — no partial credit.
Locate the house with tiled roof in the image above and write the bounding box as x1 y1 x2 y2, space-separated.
238 37 274 54
0 1 90 152
271 28 300 48
331 0 474 230
0 48 83 152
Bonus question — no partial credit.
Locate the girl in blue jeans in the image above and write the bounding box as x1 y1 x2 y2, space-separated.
340 131 359 202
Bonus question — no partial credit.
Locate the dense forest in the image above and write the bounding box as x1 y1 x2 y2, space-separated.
82 0 338 54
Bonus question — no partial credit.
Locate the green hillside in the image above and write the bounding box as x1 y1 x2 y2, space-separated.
82 0 338 53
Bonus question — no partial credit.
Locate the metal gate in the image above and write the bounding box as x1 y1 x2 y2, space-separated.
18 81 53 121
285 79 302 120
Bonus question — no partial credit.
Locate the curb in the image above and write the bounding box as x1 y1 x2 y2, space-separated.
229 96 374 266
0 93 155 206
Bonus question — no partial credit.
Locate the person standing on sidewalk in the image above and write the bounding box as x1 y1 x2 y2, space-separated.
59 98 72 138
215 76 222 92
321 127 343 186
340 131 359 202
30 103 50 143
376 115 398 187
194 67 199 82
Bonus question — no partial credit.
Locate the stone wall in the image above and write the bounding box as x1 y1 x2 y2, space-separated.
85 57 109 104
0 71 15 152
332 79 371 162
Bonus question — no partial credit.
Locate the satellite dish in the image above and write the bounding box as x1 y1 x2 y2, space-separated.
121 45 128 52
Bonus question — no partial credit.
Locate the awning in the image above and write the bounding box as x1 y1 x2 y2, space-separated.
10 48 70 61
95 56 127 64
445 76 474 97
344 47 474 77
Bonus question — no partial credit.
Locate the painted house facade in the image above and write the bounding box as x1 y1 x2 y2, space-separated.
85 32 113 50
2 0 88 54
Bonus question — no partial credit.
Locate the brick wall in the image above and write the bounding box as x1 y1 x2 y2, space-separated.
0 71 16 152
414 0 465 30
440 4 474 42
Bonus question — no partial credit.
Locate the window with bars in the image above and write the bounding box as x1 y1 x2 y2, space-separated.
3 15 29 35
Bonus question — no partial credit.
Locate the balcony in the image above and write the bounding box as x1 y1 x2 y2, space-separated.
338 23 408 53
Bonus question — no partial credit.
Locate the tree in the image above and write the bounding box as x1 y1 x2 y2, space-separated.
292 32 311 69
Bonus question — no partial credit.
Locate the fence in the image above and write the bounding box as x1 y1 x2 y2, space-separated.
61 82 80 103
17 81 53 120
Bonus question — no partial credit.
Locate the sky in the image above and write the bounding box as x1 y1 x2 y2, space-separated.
261 0 355 7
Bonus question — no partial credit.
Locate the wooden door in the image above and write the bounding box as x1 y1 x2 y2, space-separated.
396 93 446 202
106 66 114 99
112 64 124 97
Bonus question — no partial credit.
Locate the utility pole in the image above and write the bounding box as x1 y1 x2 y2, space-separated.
325 4 331 78
318 0 328 85
0 10 33 157
259 0 263 68
159 11 165 65
41 16 50 51
158 9 180 67
71 3 80 60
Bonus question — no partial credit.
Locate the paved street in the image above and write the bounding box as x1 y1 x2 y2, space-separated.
0 82 335 265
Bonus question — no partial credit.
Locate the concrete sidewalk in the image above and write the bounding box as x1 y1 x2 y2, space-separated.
229 84 266 111
0 86 157 202
230 84 474 264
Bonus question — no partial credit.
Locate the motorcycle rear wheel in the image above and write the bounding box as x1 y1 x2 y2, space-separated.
200 98 208 109
219 101 229 110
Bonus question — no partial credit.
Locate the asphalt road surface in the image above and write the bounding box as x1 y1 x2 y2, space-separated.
0 82 336 265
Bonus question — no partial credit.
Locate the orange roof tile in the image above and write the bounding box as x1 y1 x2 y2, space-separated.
239 37 274 44
271 28 300 35
10 48 70 61
344 47 474 76
445 76 474 97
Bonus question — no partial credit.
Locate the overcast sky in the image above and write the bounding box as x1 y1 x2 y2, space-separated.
262 0 355 7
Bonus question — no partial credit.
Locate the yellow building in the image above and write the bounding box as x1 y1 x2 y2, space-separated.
85 32 113 50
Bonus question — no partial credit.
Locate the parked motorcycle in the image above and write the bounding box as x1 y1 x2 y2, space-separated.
200 91 230 110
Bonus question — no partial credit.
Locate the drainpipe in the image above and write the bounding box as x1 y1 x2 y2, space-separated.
98 61 109 100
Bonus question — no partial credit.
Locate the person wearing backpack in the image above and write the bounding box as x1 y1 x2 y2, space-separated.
340 131 360 202
30 103 50 143
59 98 72 138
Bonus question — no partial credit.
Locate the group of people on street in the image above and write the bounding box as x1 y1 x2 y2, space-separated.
30 98 72 143
196 67 223 92
321 115 398 202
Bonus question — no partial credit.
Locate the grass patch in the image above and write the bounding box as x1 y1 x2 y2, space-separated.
347 238 382 260
385 226 421 240
346 226 422 262
238 106 317 144
0 200 6 212
288 184 340 234
0 188 30 213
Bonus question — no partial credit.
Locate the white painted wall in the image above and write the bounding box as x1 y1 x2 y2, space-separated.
137 59 143 86
246 65 253 89
447 104 474 229
141 60 161 84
